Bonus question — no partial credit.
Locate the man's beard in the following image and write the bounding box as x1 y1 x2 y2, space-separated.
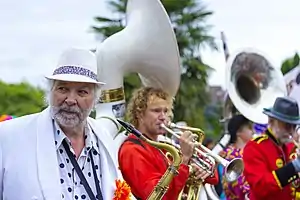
278 136 291 144
50 103 92 128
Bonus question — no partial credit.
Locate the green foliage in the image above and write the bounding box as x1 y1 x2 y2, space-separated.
203 104 223 139
92 0 221 135
0 81 45 116
281 52 300 75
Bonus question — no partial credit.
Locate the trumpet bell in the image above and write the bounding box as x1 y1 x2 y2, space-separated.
224 158 244 183
226 48 287 124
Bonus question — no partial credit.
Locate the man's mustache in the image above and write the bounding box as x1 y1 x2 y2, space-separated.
57 105 81 114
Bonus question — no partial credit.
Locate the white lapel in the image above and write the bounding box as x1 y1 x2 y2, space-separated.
36 108 61 199
89 119 138 200
88 118 119 199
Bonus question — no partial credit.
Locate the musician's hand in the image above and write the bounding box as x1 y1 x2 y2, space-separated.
179 131 195 164
190 163 212 182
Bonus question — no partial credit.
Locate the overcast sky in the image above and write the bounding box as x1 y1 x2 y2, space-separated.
0 0 299 89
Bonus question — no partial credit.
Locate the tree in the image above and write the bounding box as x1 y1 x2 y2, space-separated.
92 0 219 133
281 52 299 75
204 103 223 138
0 81 45 116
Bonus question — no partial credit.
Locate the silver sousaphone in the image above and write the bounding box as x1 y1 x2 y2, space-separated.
205 48 288 200
225 48 287 125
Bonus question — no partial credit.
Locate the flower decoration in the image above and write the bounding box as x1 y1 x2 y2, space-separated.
113 179 132 200
0 115 15 122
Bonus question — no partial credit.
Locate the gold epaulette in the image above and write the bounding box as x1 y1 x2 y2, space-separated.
251 134 268 144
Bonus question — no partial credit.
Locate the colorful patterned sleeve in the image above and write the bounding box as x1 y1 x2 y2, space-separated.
222 146 250 200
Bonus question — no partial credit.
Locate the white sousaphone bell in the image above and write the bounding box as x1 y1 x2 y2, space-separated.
94 0 181 139
205 48 288 200
225 48 287 125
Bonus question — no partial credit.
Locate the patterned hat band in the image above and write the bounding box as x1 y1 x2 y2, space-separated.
53 66 98 81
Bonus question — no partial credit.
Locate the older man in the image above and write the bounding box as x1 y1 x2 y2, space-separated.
243 96 300 200
0 48 132 200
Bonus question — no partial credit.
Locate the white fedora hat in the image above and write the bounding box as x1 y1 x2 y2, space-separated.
45 48 105 85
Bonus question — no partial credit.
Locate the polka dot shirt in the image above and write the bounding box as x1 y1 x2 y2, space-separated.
53 121 103 200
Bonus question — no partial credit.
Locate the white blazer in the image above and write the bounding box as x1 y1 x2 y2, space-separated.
0 108 133 200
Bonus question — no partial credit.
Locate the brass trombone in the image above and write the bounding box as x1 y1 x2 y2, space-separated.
161 123 244 183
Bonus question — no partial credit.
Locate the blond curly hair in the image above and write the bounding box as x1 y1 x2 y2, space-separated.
126 87 173 127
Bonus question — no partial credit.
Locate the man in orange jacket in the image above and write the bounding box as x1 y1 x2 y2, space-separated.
243 96 300 200
118 87 219 200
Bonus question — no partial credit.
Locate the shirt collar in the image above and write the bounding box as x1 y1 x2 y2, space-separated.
53 119 100 155
85 125 100 155
53 120 66 150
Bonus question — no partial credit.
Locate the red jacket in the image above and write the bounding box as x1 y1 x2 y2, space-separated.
243 128 299 200
286 142 300 200
118 134 219 200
